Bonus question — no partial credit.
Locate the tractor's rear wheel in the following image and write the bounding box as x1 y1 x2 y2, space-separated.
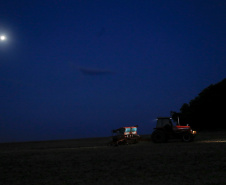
151 130 167 143
182 133 193 142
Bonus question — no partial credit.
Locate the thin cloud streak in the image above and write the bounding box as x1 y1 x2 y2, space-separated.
78 67 115 76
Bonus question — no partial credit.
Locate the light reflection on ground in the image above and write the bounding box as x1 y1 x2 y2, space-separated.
198 140 226 143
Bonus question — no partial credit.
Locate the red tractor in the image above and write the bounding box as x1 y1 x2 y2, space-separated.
111 125 140 145
151 117 197 143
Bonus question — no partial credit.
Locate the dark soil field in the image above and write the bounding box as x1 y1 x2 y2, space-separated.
0 132 226 185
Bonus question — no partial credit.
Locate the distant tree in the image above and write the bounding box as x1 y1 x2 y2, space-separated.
175 78 226 131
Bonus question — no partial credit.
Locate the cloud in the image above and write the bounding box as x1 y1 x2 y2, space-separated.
78 67 115 76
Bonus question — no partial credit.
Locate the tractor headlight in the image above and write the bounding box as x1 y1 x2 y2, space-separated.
190 130 196 135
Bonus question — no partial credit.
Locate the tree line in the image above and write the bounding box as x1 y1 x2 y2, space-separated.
172 78 226 131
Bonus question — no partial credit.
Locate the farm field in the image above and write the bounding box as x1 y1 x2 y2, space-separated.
0 132 226 185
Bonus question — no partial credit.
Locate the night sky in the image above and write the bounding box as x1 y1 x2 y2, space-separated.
0 0 225 142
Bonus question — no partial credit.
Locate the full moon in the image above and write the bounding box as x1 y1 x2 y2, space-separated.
0 35 7 41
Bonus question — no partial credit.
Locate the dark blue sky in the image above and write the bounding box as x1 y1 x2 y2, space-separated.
0 0 225 142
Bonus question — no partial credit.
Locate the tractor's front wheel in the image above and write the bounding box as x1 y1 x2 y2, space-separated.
182 133 193 142
151 130 167 143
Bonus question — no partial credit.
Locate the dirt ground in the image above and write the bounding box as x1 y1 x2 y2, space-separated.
0 132 226 185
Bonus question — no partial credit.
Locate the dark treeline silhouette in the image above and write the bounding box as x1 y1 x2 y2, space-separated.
172 78 226 131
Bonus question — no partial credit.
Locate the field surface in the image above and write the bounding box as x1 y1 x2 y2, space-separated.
0 132 226 185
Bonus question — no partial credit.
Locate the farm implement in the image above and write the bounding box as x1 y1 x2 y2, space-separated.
110 114 197 145
111 125 140 146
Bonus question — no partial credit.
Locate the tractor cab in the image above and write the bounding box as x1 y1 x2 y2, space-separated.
156 117 194 132
156 117 173 128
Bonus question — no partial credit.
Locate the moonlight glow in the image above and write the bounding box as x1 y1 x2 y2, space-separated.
0 35 7 41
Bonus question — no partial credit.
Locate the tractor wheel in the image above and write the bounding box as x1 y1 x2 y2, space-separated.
182 133 193 142
151 130 167 143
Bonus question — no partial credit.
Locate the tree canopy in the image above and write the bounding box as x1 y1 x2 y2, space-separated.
173 78 226 131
